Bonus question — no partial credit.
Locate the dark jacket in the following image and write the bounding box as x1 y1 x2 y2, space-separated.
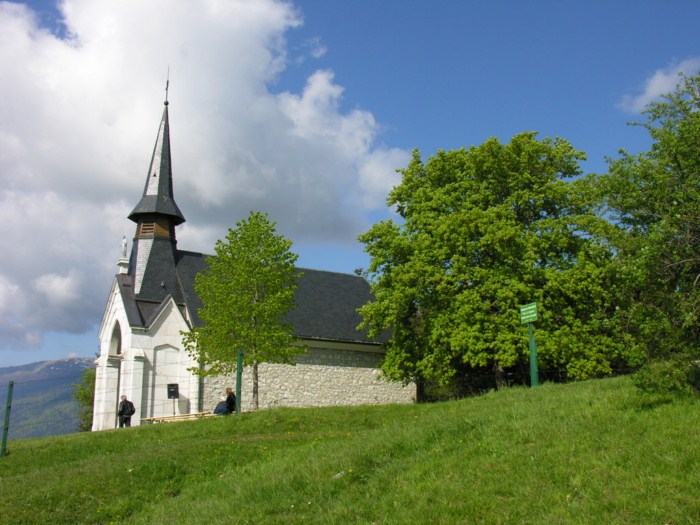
226 392 236 414
118 400 135 416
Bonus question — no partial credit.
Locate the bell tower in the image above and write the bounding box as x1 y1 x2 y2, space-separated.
127 94 186 304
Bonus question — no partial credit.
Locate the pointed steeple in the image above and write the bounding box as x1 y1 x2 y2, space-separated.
128 100 185 226
127 95 185 304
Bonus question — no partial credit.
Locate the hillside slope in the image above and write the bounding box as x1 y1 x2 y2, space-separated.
0 358 94 438
0 376 698 524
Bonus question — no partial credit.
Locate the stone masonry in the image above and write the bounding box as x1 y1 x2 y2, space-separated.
202 344 415 412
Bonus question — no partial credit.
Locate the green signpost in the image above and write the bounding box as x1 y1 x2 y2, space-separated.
520 303 539 387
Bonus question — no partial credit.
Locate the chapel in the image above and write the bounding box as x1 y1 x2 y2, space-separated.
91 98 414 430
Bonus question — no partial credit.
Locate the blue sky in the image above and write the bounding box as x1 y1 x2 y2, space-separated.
1 0 698 366
284 2 696 163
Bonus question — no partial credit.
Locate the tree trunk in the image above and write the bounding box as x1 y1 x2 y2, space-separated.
494 363 506 390
252 360 259 410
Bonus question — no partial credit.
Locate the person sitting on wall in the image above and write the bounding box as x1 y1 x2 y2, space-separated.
225 387 236 414
213 397 228 416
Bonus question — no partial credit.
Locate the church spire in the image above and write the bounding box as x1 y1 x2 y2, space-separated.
128 98 185 226
127 90 185 302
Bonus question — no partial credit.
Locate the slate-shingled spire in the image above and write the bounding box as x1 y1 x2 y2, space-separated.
127 96 185 304
128 100 185 226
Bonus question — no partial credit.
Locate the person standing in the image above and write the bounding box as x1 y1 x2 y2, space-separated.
118 395 136 427
225 387 236 415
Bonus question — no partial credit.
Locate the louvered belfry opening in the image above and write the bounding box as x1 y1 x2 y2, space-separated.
135 215 177 241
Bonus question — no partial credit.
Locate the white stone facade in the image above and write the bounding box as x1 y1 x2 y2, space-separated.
203 341 415 412
92 283 200 430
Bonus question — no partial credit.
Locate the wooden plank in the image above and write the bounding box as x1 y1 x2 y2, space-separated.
140 412 215 424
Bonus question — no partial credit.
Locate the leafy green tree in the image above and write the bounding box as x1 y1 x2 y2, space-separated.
183 211 304 409
73 366 95 432
359 133 632 388
595 73 700 395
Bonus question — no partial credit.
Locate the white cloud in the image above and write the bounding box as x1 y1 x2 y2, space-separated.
0 0 409 356
33 273 80 306
305 37 327 59
292 36 326 65
358 148 410 209
618 57 700 113
0 275 21 313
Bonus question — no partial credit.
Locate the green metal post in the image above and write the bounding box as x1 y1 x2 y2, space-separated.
1 381 14 458
528 322 539 387
236 350 243 415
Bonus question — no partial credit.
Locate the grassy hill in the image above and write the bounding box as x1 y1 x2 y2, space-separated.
0 376 697 524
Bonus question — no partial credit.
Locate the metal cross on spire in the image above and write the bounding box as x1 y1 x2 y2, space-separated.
165 66 170 105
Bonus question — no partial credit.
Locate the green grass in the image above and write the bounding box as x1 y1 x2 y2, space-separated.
0 376 698 524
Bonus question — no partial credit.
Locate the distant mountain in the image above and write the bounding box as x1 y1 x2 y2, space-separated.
0 358 95 439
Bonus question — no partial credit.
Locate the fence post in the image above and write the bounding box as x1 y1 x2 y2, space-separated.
1 381 14 458
528 322 539 387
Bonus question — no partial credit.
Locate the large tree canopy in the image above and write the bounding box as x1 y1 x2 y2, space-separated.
359 132 635 387
595 74 700 368
183 211 304 409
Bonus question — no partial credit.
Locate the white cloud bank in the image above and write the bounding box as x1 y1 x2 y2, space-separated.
618 57 700 113
0 0 409 355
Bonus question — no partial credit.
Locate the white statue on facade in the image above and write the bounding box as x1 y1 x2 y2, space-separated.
121 236 127 258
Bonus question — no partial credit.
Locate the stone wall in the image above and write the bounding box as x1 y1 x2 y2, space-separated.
202 344 415 412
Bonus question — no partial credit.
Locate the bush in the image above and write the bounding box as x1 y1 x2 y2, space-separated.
632 356 699 402
689 361 700 392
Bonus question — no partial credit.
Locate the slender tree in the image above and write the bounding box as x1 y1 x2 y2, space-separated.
73 366 95 432
359 133 631 388
183 211 304 409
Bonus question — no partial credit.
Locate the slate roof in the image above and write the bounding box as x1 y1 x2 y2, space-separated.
288 267 378 342
128 237 185 305
128 103 185 225
120 249 383 345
